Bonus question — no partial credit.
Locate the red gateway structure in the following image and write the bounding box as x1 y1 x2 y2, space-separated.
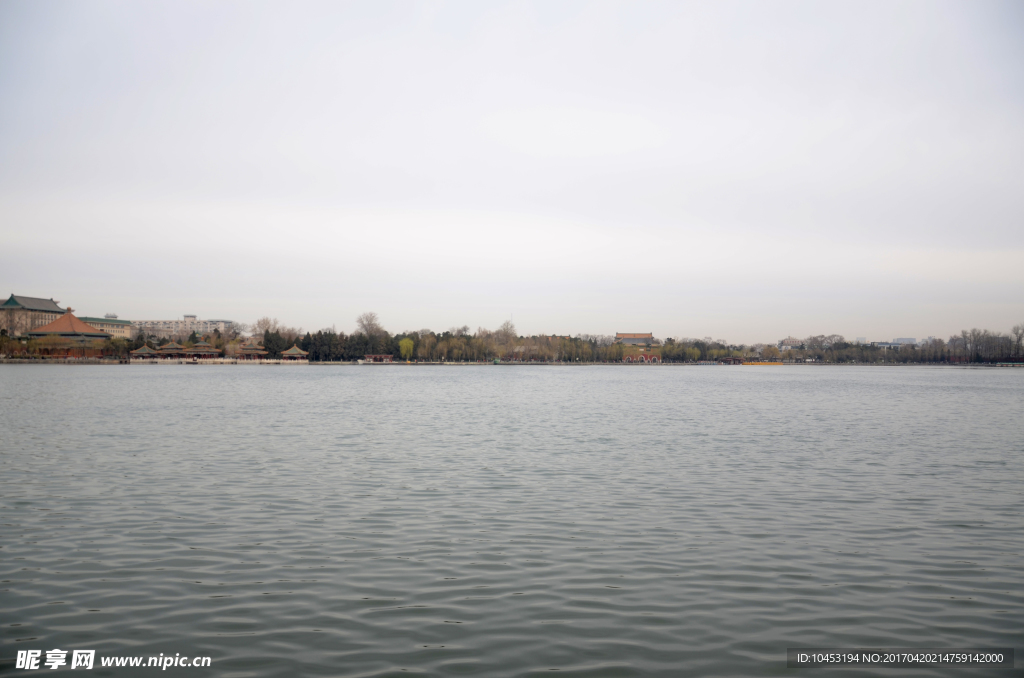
622 353 661 363
615 332 662 363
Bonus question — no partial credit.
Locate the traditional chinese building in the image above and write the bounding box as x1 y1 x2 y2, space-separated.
185 340 220 359
236 339 268 360
1 294 66 335
26 311 109 338
157 341 187 358
364 354 394 363
280 345 309 361
614 332 659 346
130 345 159 360
25 311 110 357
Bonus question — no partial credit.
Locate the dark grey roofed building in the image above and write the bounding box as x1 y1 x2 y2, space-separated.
1 294 65 314
1 294 67 336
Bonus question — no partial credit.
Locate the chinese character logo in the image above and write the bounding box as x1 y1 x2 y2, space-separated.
16 650 41 670
15 649 95 670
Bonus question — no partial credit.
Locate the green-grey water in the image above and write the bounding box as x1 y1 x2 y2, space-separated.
1 365 1022 676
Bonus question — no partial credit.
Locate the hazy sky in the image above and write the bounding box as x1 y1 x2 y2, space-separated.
1 0 1022 342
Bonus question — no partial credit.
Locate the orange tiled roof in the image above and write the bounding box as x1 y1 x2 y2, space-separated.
27 312 109 338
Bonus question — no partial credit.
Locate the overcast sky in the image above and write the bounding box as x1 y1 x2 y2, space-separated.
1 0 1022 342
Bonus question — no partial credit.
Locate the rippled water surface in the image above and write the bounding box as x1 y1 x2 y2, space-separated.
1 365 1022 676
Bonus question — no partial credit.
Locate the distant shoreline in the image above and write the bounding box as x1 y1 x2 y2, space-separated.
2 359 1020 368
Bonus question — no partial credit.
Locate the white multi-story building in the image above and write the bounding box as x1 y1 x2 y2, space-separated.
778 336 803 350
132 315 234 339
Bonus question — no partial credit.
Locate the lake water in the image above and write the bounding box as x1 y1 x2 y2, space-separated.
1 365 1022 676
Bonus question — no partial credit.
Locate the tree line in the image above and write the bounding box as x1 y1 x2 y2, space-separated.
760 328 1024 364
3 310 1022 364
274 314 1024 364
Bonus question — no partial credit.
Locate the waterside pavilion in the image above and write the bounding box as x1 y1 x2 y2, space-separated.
236 340 268 360
185 340 220 359
130 345 160 360
157 341 187 358
280 345 309 361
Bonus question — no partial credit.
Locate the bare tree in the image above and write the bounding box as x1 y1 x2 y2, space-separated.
1012 323 1024 358
496 320 517 343
492 320 517 358
0 309 32 337
278 325 303 345
579 334 614 347
948 334 962 360
804 335 826 351
969 328 984 361
357 312 384 338
252 317 280 339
